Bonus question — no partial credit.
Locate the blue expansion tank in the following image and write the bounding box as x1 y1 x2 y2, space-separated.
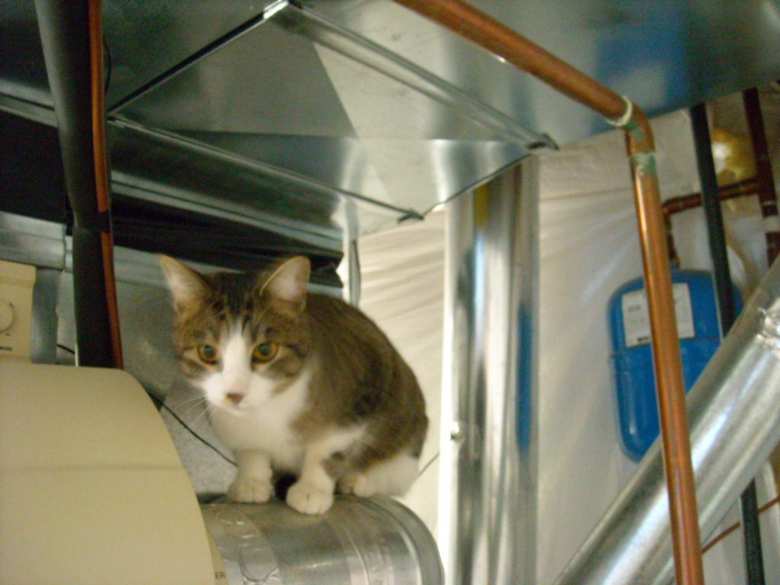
608 270 742 461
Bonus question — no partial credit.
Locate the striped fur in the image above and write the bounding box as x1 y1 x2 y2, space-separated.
161 255 428 513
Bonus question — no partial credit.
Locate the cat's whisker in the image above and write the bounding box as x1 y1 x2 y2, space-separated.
168 401 211 428
180 407 208 424
175 392 208 404
187 407 213 429
173 403 205 417
176 395 207 408
171 398 208 417
175 393 204 402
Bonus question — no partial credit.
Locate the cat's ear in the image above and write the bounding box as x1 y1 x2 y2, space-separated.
160 255 208 311
261 256 310 315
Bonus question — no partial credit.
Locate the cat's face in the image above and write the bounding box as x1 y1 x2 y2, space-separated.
161 256 312 413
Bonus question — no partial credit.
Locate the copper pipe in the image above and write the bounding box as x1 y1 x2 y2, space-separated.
88 0 123 368
662 177 757 265
392 2 705 584
664 213 681 267
393 0 626 120
662 178 758 217
702 495 780 555
624 111 705 585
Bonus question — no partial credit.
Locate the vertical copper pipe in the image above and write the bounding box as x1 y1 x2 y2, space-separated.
88 0 123 368
624 109 705 585
392 2 705 584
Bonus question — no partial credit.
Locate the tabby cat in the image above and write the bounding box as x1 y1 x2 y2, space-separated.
161 255 428 514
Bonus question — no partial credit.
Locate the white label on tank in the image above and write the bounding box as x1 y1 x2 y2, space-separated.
622 283 695 348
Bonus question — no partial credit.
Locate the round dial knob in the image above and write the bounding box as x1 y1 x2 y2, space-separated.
0 300 15 333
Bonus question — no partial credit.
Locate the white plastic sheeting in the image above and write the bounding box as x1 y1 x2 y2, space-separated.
356 105 779 584
354 211 446 535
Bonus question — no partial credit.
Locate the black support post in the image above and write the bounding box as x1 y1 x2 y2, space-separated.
35 0 121 368
690 103 765 585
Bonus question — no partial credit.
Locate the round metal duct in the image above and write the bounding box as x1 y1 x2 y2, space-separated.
203 497 442 585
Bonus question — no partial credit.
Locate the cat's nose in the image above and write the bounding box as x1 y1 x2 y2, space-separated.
226 392 245 405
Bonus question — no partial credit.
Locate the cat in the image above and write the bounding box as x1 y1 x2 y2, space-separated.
160 255 428 515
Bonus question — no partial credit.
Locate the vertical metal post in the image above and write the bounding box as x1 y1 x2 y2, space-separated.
439 158 539 585
690 105 737 328
34 0 123 368
347 239 361 306
690 103 765 585
343 200 361 306
743 88 780 264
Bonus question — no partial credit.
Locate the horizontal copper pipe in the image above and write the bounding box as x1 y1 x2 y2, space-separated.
664 178 758 266
392 2 705 584
393 0 626 120
663 177 758 266
663 177 759 216
703 495 780 554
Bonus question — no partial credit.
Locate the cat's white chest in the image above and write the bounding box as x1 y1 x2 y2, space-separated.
209 370 310 472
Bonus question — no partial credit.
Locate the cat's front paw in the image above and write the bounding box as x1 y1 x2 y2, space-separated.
286 481 334 515
337 472 359 495
337 472 376 497
228 476 273 503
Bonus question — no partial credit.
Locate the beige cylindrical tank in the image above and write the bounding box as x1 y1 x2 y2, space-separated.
0 361 442 585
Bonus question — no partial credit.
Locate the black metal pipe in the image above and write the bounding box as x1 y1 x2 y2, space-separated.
740 483 766 584
71 226 117 366
690 103 765 584
690 105 737 329
741 88 777 585
743 88 780 264
35 0 118 368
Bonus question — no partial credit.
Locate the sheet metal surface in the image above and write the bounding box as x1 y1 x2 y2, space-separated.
4 1 779 242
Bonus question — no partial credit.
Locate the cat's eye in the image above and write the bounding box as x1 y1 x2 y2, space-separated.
197 344 219 364
252 342 278 363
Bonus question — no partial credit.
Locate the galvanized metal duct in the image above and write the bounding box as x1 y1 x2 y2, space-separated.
438 158 539 585
203 498 443 585
554 257 780 585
